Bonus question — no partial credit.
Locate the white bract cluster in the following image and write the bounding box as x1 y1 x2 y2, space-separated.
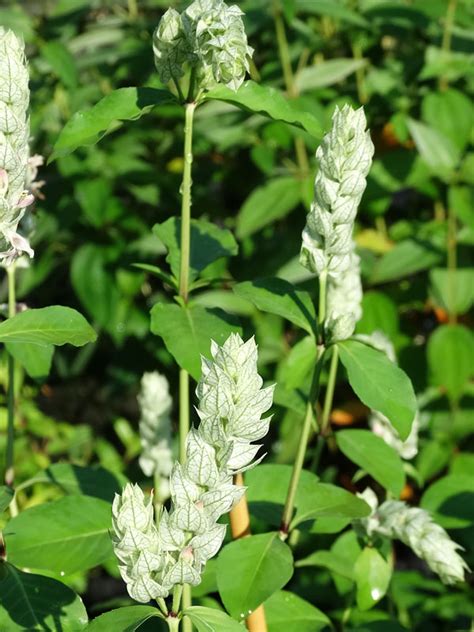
0 28 35 264
326 249 362 341
153 0 253 93
300 105 374 278
112 334 273 603
138 371 174 502
357 331 419 458
357 489 468 586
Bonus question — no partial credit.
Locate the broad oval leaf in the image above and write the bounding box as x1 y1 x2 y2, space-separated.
184 606 243 632
0 562 88 631
421 474 474 529
154 217 238 283
370 238 444 284
296 58 367 92
4 495 113 575
336 429 405 497
150 302 241 380
5 342 54 379
205 81 322 139
217 533 294 619
427 324 474 403
408 118 460 180
264 590 330 632
0 307 97 347
236 177 302 239
353 547 391 611
51 87 176 160
234 278 317 336
0 486 13 513
337 339 416 440
17 463 126 503
87 606 162 631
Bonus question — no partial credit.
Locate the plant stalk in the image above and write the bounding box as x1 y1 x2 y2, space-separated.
318 269 328 330
439 0 457 91
320 345 339 436
447 202 457 324
167 616 181 632
5 264 16 492
177 100 196 632
280 345 325 535
230 473 268 631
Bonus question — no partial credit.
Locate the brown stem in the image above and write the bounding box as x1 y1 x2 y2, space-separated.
229 473 268 632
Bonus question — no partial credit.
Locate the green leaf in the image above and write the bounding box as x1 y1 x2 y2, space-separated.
336 429 405 497
17 464 125 503
427 324 474 403
408 118 460 179
41 41 78 89
295 58 367 92
154 218 238 283
234 278 317 336
337 339 417 440
422 89 473 152
430 268 474 315
370 239 444 284
356 291 399 339
295 0 369 27
0 486 13 513
205 81 322 139
296 549 354 580
236 177 302 239
184 607 243 632
87 606 161 632
264 590 330 632
217 533 294 619
245 464 370 529
354 547 391 611
0 562 88 631
5 342 54 379
150 302 241 380
4 495 113 575
421 474 474 529
51 87 176 160
71 244 121 329
277 336 317 389
0 307 97 347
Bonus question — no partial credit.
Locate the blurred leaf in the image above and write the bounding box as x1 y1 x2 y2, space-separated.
87 607 161 632
17 464 126 503
184 606 242 632
338 340 417 440
264 590 330 632
236 177 302 239
0 563 88 631
4 496 113 575
75 179 124 228
277 336 317 389
427 324 474 403
154 218 238 283
0 307 96 347
370 239 443 284
150 303 241 380
421 475 474 529
356 291 399 339
51 88 176 160
5 342 54 379
206 81 322 139
430 268 474 315
296 549 354 580
336 429 405 497
408 119 460 180
422 89 473 152
295 59 367 92
234 278 317 335
295 0 369 26
217 533 293 619
354 547 391 611
0 486 13 513
41 41 78 89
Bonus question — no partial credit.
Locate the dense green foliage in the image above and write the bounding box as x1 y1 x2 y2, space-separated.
0 0 473 631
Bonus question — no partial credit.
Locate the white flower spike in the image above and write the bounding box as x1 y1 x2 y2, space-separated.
112 334 273 600
0 28 35 263
300 104 374 278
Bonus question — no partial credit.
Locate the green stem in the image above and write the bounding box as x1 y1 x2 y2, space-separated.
179 369 189 463
273 0 310 176
5 264 16 490
167 616 181 632
320 345 339 436
439 0 457 91
179 102 196 303
157 597 169 617
280 345 326 535
447 202 457 324
352 40 368 104
172 584 183 615
318 269 328 330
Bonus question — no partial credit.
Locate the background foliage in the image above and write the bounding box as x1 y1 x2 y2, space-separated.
0 0 473 630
